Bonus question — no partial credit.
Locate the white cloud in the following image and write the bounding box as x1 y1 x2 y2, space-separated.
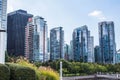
88 10 106 20
7 0 23 13
7 0 13 12
7 2 14 13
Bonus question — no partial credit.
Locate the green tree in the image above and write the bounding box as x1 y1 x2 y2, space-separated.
5 51 10 62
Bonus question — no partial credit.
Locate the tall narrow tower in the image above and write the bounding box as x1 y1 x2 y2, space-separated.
25 16 48 62
50 27 64 61
33 16 48 62
0 0 7 64
72 25 94 62
99 21 116 64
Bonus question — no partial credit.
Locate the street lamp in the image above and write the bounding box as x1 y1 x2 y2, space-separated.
60 61 62 80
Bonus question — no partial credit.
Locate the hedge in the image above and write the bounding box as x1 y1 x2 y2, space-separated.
0 64 10 80
6 63 36 80
16 59 60 80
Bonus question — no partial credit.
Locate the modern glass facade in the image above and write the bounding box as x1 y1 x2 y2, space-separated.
50 27 64 61
69 40 74 60
73 26 88 62
25 16 48 62
33 16 48 62
99 21 116 64
94 46 101 63
116 50 120 63
64 44 69 60
0 0 7 64
7 10 33 56
73 25 94 62
47 38 50 60
88 36 94 62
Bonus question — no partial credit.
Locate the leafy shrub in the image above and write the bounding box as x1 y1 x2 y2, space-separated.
16 59 41 80
0 64 10 80
39 67 59 80
6 63 36 80
16 58 59 80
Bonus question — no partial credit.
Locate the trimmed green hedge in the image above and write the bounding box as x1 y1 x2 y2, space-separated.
6 63 36 80
0 64 10 80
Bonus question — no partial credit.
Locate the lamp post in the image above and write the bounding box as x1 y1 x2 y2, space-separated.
60 61 62 80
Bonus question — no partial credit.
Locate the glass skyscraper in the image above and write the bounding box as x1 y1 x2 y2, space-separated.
7 10 33 56
64 44 69 60
88 36 94 62
99 21 116 64
50 27 64 61
94 46 101 63
0 0 7 64
116 50 120 63
69 40 74 60
33 16 48 62
47 38 50 60
73 25 94 62
25 16 48 62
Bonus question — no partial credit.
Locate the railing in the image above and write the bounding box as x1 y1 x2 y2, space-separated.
63 74 120 80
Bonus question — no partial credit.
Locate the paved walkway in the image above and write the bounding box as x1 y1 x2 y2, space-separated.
63 75 94 80
63 74 120 80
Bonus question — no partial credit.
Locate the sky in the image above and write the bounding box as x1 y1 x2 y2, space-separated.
7 0 120 50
